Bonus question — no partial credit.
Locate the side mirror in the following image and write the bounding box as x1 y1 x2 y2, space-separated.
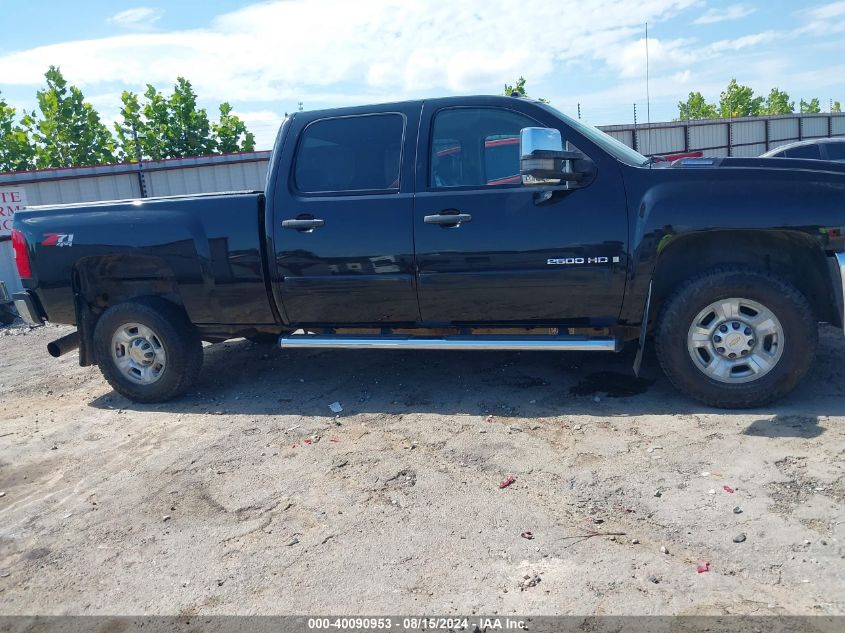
520 127 592 187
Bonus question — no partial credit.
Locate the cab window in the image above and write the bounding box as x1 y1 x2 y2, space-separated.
295 114 404 194
824 142 845 161
430 108 537 188
783 144 822 160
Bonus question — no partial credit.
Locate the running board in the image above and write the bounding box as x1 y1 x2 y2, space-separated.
279 334 621 352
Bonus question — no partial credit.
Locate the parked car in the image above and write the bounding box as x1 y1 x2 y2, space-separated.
11 95 845 408
761 137 845 162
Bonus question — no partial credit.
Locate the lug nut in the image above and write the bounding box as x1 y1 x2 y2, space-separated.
747 339 755 347
744 327 752 336
729 352 737 358
714 335 722 343
741 350 748 355
732 322 741 330
719 325 728 333
717 347 726 354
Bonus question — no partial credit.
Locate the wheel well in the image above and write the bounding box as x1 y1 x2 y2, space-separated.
650 231 836 325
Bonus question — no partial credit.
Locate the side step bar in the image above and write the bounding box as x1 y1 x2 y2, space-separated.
279 334 621 352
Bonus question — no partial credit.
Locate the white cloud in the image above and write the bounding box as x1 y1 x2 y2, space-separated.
706 31 779 53
605 37 696 78
693 5 756 25
0 0 701 102
107 7 162 30
797 1 845 35
804 1 845 21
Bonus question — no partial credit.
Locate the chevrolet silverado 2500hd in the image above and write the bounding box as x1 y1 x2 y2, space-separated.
11 95 845 407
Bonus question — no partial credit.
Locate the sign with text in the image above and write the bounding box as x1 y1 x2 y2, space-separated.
0 187 27 237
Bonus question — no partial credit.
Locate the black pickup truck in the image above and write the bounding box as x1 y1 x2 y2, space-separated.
11 95 845 407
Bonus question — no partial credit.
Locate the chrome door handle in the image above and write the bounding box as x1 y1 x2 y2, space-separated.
424 212 472 225
282 218 325 231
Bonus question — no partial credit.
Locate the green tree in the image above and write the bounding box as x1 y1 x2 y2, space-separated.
799 98 821 114
23 66 116 168
115 79 257 161
139 84 173 160
212 103 255 153
833 101 842 113
763 88 794 115
113 91 145 162
168 77 215 157
503 76 549 103
0 92 36 172
719 79 764 118
678 91 718 120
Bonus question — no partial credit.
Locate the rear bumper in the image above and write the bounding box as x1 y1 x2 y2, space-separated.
835 253 845 335
12 291 44 326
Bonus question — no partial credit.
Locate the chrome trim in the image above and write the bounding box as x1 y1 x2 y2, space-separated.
279 334 620 352
836 252 845 336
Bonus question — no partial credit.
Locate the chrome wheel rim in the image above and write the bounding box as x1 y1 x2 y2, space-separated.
111 322 167 385
686 298 784 384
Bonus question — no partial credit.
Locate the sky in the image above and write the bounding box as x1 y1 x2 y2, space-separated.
1 0 844 150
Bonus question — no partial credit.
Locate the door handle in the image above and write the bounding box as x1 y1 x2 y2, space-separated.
282 218 325 231
424 212 472 226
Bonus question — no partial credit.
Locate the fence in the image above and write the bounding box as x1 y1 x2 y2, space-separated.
0 151 271 207
599 112 845 158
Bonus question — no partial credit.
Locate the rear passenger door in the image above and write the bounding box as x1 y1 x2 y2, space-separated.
272 104 421 325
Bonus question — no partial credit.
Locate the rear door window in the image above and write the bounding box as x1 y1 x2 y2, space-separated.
294 114 404 193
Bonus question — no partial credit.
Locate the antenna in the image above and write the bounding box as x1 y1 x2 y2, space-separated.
645 22 652 157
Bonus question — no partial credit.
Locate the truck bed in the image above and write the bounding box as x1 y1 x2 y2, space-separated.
14 191 276 327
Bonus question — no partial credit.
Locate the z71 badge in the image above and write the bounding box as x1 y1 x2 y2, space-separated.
42 233 74 247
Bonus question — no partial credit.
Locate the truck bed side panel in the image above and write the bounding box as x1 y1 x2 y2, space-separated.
16 192 276 326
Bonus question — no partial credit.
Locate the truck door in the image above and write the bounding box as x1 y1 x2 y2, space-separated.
271 104 421 325
413 102 628 325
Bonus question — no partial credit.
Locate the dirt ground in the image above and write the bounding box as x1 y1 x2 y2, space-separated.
0 320 843 616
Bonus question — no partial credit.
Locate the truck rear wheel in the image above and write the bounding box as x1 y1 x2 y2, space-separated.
654 267 817 408
93 297 203 403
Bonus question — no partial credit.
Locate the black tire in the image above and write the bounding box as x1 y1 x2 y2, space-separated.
654 267 817 408
93 297 203 403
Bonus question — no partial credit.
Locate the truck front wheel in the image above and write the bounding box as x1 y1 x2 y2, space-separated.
654 267 817 408
93 297 203 403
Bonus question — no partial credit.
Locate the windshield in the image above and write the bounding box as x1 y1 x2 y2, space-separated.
542 104 649 167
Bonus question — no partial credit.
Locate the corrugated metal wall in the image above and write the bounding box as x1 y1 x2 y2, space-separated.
0 151 271 206
599 113 845 159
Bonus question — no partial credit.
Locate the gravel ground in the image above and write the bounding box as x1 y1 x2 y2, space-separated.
0 321 843 616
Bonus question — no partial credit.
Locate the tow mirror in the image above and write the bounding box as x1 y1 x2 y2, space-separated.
520 127 592 187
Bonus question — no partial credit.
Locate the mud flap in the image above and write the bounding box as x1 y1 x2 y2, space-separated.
633 281 652 377
73 289 98 367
